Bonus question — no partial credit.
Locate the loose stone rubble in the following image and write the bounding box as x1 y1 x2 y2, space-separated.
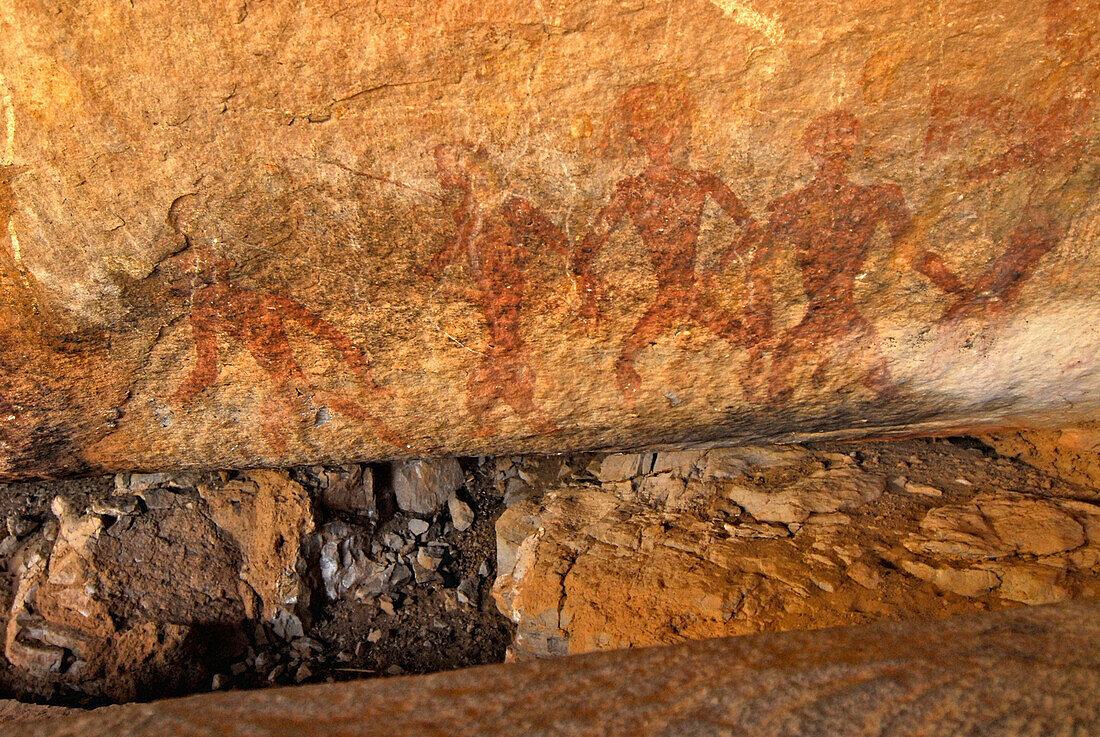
492 438 1100 658
1 435 1098 706
0 458 508 702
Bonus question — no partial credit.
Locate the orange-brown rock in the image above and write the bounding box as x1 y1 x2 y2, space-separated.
492 440 1100 657
0 699 80 725
2 0 1100 478
22 600 1100 736
982 424 1100 489
2 470 314 701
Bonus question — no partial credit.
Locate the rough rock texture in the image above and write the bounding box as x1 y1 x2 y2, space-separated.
0 699 81 724
23 601 1100 736
2 470 314 701
983 424 1100 489
493 439 1100 657
2 0 1099 479
0 457 512 702
392 458 465 516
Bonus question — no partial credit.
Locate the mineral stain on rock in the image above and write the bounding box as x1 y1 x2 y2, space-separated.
0 0 1096 476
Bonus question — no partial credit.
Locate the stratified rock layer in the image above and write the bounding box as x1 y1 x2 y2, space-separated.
1 0 1099 478
24 601 1100 736
493 440 1100 657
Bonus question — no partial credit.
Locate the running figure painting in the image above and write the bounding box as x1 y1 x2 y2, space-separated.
428 143 566 436
573 83 770 399
163 195 401 451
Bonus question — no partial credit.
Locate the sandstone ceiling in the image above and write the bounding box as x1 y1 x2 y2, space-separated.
1 0 1097 478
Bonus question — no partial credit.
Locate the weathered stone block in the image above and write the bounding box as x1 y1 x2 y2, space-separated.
21 601 1100 736
1 0 1098 478
493 441 1100 658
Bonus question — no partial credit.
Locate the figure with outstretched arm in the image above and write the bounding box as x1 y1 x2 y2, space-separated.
574 83 769 399
162 195 402 451
428 142 566 436
899 0 1099 321
759 111 912 402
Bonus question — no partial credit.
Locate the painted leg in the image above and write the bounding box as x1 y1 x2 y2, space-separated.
616 293 683 400
466 357 503 438
502 356 557 434
172 315 220 405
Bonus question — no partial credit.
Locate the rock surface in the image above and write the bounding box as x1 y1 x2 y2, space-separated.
493 439 1100 657
1 470 313 700
392 458 465 516
0 699 81 724
2 0 1100 479
22 600 1100 736
983 424 1100 489
0 458 510 702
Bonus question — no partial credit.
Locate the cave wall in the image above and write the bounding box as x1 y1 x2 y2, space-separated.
1 0 1098 479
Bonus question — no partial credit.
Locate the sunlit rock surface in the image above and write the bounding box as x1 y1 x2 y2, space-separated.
492 440 1100 657
2 0 1099 478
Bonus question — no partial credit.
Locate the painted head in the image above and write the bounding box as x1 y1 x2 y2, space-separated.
803 110 861 172
614 83 696 164
166 193 231 274
433 142 491 191
1045 0 1100 63
168 192 209 237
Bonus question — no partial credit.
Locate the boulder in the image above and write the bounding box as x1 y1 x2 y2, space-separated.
21 601 1100 736
2 0 1099 479
1 471 314 700
392 458 465 516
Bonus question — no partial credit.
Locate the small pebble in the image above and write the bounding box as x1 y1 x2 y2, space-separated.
417 547 441 570
6 513 38 538
448 497 475 531
408 519 430 536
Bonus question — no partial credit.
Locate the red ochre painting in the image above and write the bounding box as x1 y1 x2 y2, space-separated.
2 0 1095 476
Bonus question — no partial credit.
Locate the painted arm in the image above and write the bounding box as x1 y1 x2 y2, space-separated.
880 184 968 297
171 312 220 404
268 293 378 387
705 172 764 277
700 172 753 227
737 199 796 339
574 184 630 321
926 84 1028 152
879 183 914 241
426 195 474 279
